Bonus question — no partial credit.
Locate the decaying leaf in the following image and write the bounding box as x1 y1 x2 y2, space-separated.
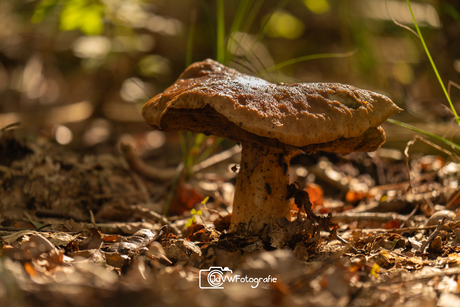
163 239 201 264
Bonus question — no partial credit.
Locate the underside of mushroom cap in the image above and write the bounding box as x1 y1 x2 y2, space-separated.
142 59 402 152
153 105 386 154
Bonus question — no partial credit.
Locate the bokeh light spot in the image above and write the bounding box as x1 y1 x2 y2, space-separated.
264 10 305 39
72 36 111 59
303 0 330 15
55 125 73 145
392 62 413 84
145 131 165 149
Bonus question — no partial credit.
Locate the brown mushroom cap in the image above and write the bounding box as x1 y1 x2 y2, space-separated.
142 59 402 154
143 59 403 233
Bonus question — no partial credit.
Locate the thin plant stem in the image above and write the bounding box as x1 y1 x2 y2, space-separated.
229 0 251 37
406 0 460 126
186 9 197 67
387 118 460 151
225 0 253 63
261 50 357 74
216 0 225 63
163 163 184 216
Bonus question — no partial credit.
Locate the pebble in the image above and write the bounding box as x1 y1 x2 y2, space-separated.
425 210 457 226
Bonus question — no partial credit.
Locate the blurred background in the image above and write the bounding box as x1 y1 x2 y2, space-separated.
0 0 459 156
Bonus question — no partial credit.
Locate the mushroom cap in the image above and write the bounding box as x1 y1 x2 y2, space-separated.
142 59 402 153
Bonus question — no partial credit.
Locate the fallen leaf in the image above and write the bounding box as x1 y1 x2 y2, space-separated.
169 182 204 215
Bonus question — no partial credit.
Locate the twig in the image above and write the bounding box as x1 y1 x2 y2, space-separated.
418 216 446 253
368 181 410 194
0 227 56 233
129 171 153 203
120 143 178 181
331 232 357 253
402 266 460 282
411 135 458 159
404 138 416 193
92 191 150 199
400 204 419 228
0 122 21 135
129 205 180 235
445 189 460 210
332 212 409 223
191 145 241 173
340 225 439 234
367 171 439 195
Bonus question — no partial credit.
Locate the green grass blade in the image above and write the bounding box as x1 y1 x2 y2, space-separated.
241 0 264 34
178 132 187 159
163 164 183 216
186 9 197 66
216 0 225 63
195 137 224 165
443 3 460 21
387 118 460 151
200 0 217 56
406 0 460 126
226 0 253 62
229 0 252 37
261 50 357 74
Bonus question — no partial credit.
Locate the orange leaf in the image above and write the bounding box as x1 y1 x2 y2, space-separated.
169 182 204 215
24 262 36 277
382 219 401 229
306 183 323 208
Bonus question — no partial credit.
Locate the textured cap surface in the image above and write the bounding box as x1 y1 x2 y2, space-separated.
142 59 402 151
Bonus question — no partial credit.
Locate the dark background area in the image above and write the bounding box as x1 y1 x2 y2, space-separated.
1 0 460 156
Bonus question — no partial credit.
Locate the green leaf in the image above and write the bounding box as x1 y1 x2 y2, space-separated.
185 216 196 228
80 6 104 35
60 0 105 35
201 196 209 205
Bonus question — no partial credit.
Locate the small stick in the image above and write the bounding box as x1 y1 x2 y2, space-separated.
445 189 460 210
129 205 180 235
92 191 149 199
331 232 358 253
339 224 439 234
0 122 21 135
192 145 241 173
120 143 178 181
400 204 419 228
418 216 446 253
332 212 409 223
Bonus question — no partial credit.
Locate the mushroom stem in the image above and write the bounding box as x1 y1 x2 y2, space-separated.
230 141 291 232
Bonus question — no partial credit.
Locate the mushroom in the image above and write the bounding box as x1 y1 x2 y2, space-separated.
142 59 402 233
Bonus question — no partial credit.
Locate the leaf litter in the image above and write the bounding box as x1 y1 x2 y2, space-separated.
2 131 460 306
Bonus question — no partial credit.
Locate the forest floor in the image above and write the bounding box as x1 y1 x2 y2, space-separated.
1 129 460 307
